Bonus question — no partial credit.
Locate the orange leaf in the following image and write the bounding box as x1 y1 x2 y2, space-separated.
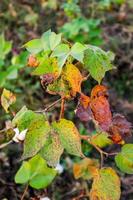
91 85 108 99
27 55 39 67
80 93 91 109
73 158 99 180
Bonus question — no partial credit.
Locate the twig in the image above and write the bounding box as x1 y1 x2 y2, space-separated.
35 98 61 113
80 135 118 167
83 73 90 81
0 140 13 149
21 184 28 200
62 38 72 47
0 128 7 134
89 140 105 167
59 97 65 119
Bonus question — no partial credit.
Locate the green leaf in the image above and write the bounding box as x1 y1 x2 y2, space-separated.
24 30 62 54
40 131 64 167
0 33 12 59
0 58 4 68
32 57 59 76
12 106 27 125
51 44 70 68
115 144 133 174
47 76 71 98
83 45 115 83
12 107 50 158
90 168 121 200
70 42 86 62
15 154 57 189
91 132 113 148
24 39 43 54
23 114 50 159
0 72 8 87
12 106 37 131
6 65 18 80
11 51 29 68
3 40 12 56
41 30 62 51
49 32 62 50
1 88 16 113
41 30 52 51
15 161 30 184
52 119 83 157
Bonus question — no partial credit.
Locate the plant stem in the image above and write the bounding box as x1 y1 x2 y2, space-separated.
35 98 61 113
21 184 28 200
0 140 13 149
80 135 118 167
45 98 61 112
83 73 90 81
59 97 65 119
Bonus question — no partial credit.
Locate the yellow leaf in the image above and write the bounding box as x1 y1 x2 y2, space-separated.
90 167 121 200
47 64 83 98
62 64 83 97
1 89 16 113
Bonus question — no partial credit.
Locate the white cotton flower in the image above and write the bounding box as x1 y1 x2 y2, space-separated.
40 197 51 200
13 128 20 143
55 163 64 174
18 129 28 141
13 128 28 143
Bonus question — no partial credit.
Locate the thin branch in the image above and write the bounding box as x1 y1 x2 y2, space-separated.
83 73 90 81
89 140 105 167
35 98 61 113
62 39 72 47
80 135 118 167
59 97 65 119
0 128 7 134
21 184 28 200
0 140 13 149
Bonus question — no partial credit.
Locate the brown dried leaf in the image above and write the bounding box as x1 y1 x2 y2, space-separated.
109 114 131 144
90 85 112 132
40 73 56 86
90 96 112 131
76 104 93 122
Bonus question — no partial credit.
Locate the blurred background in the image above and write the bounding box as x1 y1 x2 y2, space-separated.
0 0 133 199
